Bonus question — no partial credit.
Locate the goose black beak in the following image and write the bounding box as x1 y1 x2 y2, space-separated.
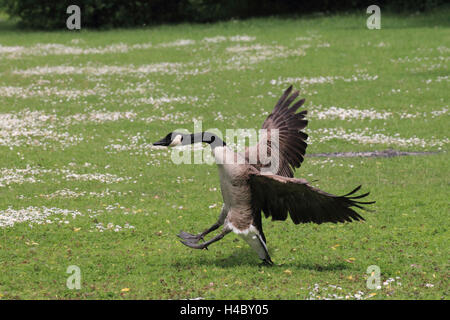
152 140 166 146
153 136 170 146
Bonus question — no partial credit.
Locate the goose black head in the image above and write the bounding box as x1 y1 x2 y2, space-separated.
153 132 187 147
153 131 225 148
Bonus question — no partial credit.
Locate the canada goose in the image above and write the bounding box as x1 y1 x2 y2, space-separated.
153 86 374 265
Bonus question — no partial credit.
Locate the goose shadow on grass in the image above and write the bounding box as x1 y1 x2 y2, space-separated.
172 247 349 271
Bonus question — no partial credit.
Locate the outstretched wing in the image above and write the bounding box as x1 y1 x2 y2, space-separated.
250 173 375 225
245 86 308 178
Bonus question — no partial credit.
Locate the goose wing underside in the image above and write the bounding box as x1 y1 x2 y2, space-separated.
250 173 375 225
246 86 308 178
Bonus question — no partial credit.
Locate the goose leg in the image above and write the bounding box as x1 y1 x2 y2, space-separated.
261 257 274 266
178 221 221 243
180 229 231 250
177 205 228 244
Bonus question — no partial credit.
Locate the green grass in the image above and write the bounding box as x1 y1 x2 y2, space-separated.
0 10 448 299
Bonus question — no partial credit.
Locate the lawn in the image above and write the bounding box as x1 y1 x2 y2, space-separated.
0 9 448 299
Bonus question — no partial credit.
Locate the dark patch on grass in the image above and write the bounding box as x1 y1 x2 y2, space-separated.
307 149 439 158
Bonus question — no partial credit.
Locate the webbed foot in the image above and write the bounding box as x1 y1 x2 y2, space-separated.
180 240 209 250
177 231 204 244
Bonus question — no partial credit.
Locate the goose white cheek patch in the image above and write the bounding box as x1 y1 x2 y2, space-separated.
169 134 183 147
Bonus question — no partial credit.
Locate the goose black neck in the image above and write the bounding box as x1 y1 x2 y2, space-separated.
190 132 226 148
